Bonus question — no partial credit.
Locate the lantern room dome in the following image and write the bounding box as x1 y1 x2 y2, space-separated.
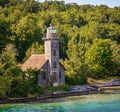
47 23 57 34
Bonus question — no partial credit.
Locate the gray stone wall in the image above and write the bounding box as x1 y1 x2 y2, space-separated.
38 62 65 87
38 61 50 87
58 65 65 85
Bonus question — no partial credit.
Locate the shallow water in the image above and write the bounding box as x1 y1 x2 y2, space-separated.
0 93 120 112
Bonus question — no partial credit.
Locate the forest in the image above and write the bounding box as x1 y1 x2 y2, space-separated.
0 0 120 98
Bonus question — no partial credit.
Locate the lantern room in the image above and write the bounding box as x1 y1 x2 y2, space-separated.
46 23 57 38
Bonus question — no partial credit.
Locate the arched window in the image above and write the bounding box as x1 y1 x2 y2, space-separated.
53 62 57 68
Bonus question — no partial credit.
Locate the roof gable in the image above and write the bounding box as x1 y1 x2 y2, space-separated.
22 54 48 71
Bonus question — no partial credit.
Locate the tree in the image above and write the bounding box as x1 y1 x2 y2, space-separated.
9 68 45 97
24 42 44 61
0 0 120 92
85 39 115 79
110 40 120 75
109 8 120 24
0 44 20 98
0 44 19 77
104 23 120 43
65 34 87 84
80 22 107 43
0 15 11 52
23 0 40 13
0 76 11 98
0 0 9 7
11 14 43 61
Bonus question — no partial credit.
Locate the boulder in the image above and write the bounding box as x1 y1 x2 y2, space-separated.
70 85 88 92
110 79 120 86
53 91 68 95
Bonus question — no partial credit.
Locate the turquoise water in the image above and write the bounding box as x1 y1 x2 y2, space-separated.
0 93 120 112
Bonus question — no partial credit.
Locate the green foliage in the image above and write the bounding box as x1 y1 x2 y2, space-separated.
85 39 119 79
104 23 120 43
11 13 43 61
0 0 120 97
10 78 46 97
65 34 88 85
48 85 70 93
0 15 11 52
110 40 120 75
24 42 44 61
0 76 11 98
0 44 18 77
0 0 9 7
9 68 45 97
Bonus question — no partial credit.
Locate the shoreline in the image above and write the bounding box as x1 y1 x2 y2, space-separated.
0 91 96 104
100 86 120 91
101 86 120 89
0 85 120 104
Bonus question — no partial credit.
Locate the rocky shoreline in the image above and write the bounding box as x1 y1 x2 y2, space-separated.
67 79 120 93
0 79 120 104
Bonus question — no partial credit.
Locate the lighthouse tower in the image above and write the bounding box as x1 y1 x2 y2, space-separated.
43 24 60 86
22 23 65 87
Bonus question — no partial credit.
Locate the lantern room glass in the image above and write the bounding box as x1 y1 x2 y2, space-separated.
47 24 57 34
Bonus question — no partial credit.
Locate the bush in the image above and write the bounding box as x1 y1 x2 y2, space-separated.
48 85 70 93
65 75 87 85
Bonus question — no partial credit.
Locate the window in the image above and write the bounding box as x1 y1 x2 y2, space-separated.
42 71 46 80
53 72 57 82
59 71 62 79
53 49 56 56
52 43 57 48
53 62 57 68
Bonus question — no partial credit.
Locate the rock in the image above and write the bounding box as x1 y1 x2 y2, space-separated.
110 79 120 86
53 91 68 95
102 82 112 86
111 79 120 82
70 85 88 92
94 79 120 87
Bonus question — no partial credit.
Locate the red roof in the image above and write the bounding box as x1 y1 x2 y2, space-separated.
22 54 48 71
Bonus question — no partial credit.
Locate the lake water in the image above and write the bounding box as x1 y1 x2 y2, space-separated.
0 92 120 112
